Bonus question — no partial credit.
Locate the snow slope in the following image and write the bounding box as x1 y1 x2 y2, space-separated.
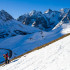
0 19 40 38
0 22 70 63
0 33 70 70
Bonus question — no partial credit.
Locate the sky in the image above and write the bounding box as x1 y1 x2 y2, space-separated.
0 0 70 18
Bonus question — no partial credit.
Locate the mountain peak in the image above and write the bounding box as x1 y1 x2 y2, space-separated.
0 10 13 21
1 10 7 13
29 10 42 16
60 8 70 13
29 10 36 15
1 10 6 12
44 9 52 13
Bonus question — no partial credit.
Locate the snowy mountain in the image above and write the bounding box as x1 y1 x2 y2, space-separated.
0 8 70 38
0 8 69 34
17 8 70 31
0 10 41 38
0 10 13 22
44 9 62 31
17 10 49 31
60 8 70 14
17 10 51 31
44 9 52 13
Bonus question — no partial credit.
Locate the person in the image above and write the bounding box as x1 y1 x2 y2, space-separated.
3 53 9 64
6 53 9 64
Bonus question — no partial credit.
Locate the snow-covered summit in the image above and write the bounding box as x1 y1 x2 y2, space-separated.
29 10 42 16
44 9 52 13
0 10 13 21
17 10 50 31
60 8 70 14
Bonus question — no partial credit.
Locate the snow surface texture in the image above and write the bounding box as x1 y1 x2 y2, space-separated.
0 34 70 70
0 22 70 63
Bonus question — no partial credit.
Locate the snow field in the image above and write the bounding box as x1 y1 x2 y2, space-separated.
0 35 70 70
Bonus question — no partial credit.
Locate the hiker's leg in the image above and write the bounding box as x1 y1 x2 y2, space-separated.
5 59 7 64
7 58 8 64
5 60 6 64
8 60 9 63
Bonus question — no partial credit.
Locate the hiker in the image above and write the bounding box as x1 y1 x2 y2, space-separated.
3 53 9 64
6 53 9 64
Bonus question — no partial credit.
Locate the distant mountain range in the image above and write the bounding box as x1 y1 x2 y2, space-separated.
17 8 70 31
0 8 70 38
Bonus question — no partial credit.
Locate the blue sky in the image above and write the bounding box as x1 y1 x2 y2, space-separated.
0 0 70 18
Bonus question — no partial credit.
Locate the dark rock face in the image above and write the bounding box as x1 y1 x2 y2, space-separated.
17 8 70 31
14 30 28 35
17 10 50 31
17 10 63 31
